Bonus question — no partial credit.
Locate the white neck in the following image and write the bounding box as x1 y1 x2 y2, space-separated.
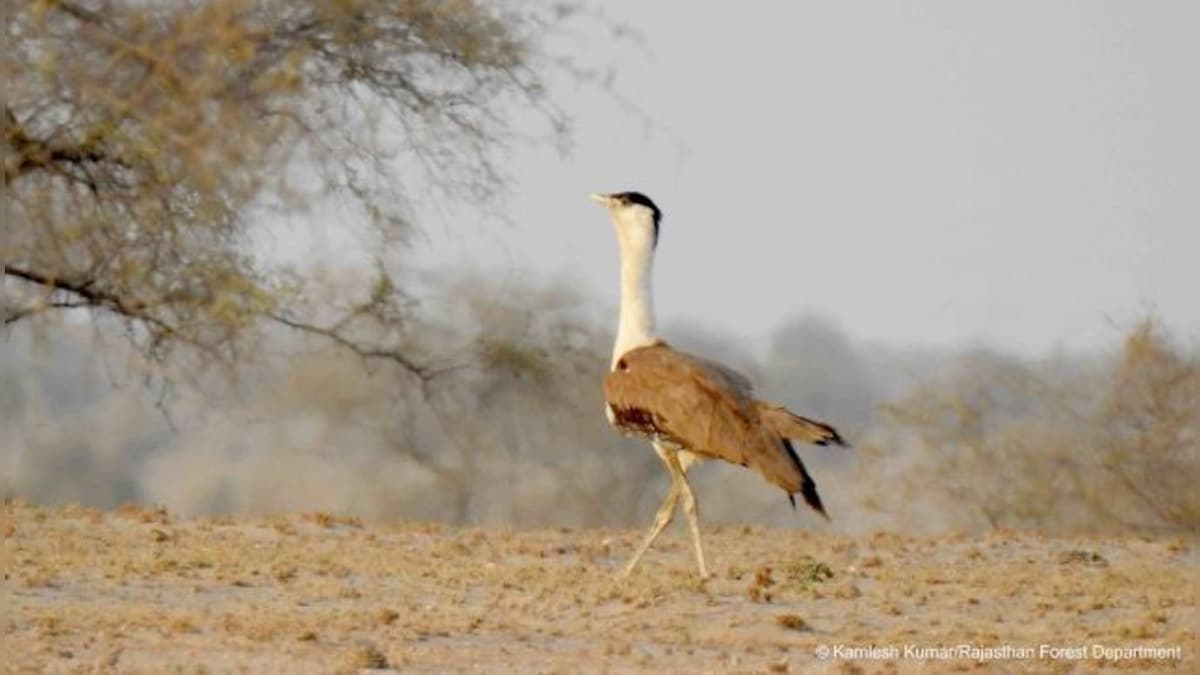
612 235 657 368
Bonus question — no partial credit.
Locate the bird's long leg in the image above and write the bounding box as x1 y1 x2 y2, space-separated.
668 452 710 579
618 458 681 578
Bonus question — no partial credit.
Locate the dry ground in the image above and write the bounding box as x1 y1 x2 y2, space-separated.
1 501 1193 673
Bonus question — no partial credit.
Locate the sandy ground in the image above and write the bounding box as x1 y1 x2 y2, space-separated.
1 500 1193 674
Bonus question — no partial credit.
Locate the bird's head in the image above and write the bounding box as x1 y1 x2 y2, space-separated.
589 191 662 251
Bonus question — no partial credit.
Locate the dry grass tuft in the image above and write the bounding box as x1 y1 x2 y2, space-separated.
115 503 170 524
785 555 834 591
748 566 776 603
776 613 811 631
301 512 364 529
340 643 389 673
1058 550 1109 567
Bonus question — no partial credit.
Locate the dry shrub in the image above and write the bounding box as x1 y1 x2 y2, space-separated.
869 320 1198 533
1095 322 1199 528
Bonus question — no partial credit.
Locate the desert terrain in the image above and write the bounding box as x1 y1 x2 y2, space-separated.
1 500 1193 673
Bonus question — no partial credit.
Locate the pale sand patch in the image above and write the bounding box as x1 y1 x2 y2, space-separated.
2 501 1193 673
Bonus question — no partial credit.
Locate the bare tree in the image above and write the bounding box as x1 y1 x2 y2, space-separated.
2 0 579 378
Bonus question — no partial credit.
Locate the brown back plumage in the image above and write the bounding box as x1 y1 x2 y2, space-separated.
604 342 843 516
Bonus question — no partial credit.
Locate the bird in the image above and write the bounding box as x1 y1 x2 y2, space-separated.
589 190 845 579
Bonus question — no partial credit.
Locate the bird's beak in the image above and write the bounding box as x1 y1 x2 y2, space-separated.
588 192 612 207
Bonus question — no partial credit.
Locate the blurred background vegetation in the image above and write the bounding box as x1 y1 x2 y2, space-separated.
3 1 1197 535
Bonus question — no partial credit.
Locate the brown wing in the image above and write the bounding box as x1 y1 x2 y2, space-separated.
688 354 756 405
604 342 807 496
755 402 846 447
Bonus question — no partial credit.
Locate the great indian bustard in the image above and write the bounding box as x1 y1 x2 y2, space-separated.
589 191 845 579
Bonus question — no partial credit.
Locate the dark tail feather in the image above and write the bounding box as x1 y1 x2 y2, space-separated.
798 475 829 520
782 439 830 520
758 403 847 448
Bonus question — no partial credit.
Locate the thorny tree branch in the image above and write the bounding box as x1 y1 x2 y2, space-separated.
4 262 458 384
267 311 464 383
3 300 89 326
4 264 158 326
4 107 131 185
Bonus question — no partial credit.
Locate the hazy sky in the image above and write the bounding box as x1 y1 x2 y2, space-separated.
422 1 1198 355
